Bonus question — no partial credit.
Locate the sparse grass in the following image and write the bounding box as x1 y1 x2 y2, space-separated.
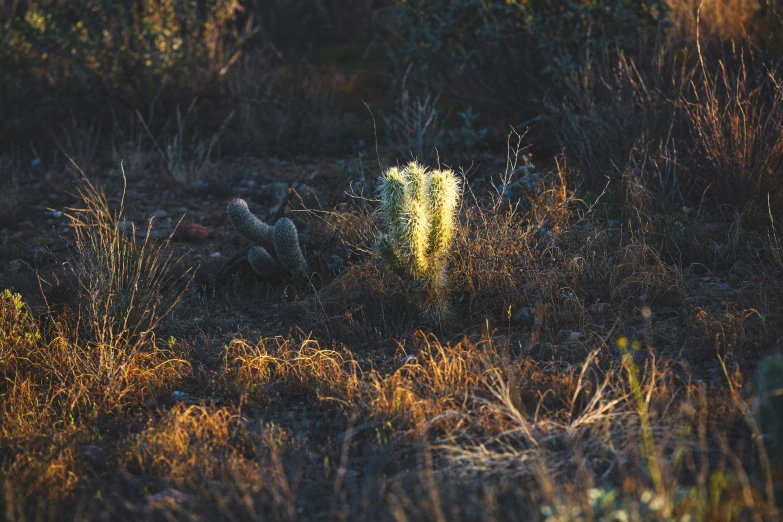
53 114 103 175
137 101 234 187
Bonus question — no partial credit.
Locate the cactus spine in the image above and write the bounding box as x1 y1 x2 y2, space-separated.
377 161 461 317
227 198 306 277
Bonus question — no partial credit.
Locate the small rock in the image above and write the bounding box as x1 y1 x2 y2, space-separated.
146 489 195 504
175 223 212 240
24 245 52 265
171 391 189 402
80 445 104 460
210 252 222 258
512 307 534 323
148 209 169 219
557 330 584 342
336 468 359 479
327 255 345 271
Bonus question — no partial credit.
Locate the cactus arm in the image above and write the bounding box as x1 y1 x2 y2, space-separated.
273 218 307 275
248 246 282 279
406 161 429 205
227 198 272 245
379 167 408 240
427 168 461 259
400 198 431 278
376 234 406 275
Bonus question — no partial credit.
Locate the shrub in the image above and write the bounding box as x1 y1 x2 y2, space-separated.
390 0 666 112
681 61 783 204
1 0 247 108
0 290 41 376
66 174 191 346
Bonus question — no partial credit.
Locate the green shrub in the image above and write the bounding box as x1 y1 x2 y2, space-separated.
0 290 41 374
391 0 666 112
1 0 246 107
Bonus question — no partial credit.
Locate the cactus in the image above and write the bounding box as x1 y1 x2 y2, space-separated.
226 198 306 278
376 161 461 318
755 352 783 468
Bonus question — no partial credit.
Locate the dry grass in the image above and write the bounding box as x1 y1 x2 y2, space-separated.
1 174 193 506
666 0 783 52
681 60 783 203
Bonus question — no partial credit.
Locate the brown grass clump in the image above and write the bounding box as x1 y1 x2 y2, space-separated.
219 330 778 521
666 0 783 53
122 404 300 520
610 239 685 305
551 51 685 190
694 303 766 356
223 334 363 404
368 332 491 435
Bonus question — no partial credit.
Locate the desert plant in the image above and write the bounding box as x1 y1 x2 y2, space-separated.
1 0 249 108
682 61 783 203
0 290 41 374
384 88 443 162
391 0 666 111
755 352 783 469
65 173 192 347
137 101 235 187
376 161 461 318
226 198 307 278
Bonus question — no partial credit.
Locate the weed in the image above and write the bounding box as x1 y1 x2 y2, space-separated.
682 60 783 203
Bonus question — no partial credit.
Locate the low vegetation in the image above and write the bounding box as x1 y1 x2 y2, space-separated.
1 1 782 520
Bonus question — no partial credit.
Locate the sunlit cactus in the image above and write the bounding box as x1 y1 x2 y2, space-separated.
376 161 461 317
226 198 306 278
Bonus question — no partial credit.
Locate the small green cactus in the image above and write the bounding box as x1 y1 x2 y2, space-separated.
755 352 783 468
376 161 461 318
227 198 306 277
